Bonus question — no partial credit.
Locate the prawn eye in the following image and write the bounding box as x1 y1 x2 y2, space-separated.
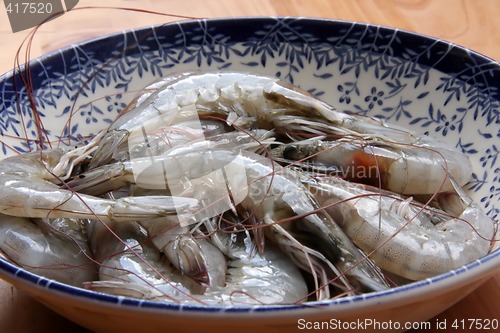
283 145 302 160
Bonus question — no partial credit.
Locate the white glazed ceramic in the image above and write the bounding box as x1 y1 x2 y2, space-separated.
0 17 498 333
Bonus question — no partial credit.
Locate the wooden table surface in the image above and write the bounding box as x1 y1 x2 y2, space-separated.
0 1 498 332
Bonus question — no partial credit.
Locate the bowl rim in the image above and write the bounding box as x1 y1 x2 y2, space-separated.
2 15 499 81
1 248 498 315
0 15 498 315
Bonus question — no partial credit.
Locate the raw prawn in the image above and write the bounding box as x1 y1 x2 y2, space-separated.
66 129 275 196
270 137 472 195
88 71 407 166
0 148 198 221
305 175 497 280
87 71 472 197
0 214 96 286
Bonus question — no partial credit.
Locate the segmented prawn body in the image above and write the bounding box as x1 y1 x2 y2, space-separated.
270 136 472 195
0 214 96 286
306 175 496 280
85 220 207 302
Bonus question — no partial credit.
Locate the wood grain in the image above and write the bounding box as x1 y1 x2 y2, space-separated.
2 0 500 74
0 1 498 332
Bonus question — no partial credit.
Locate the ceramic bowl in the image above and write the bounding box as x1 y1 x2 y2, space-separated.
0 17 498 333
